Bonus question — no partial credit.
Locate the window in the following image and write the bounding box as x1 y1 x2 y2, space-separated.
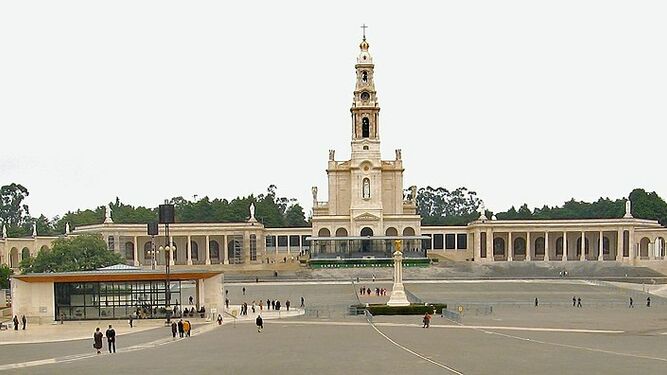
108 236 115 250
278 235 288 247
210 240 220 259
190 241 199 261
457 234 467 250
362 118 370 138
289 235 300 247
362 70 368 82
250 234 257 261
445 234 456 250
266 236 276 248
433 234 444 250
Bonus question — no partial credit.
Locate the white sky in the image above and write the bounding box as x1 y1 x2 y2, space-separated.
1 1 665 219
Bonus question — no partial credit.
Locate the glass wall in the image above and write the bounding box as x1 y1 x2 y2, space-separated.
55 280 182 321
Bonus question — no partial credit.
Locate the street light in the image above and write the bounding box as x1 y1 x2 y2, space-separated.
158 203 175 323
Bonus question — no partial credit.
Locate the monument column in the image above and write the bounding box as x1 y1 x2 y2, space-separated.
507 232 513 261
580 231 586 261
562 231 567 261
598 231 604 261
526 232 531 261
544 231 550 261
205 235 211 265
133 236 139 266
187 235 193 265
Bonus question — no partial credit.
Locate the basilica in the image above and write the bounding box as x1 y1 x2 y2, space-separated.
2 36 666 270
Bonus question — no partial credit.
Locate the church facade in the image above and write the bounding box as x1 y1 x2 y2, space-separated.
2 36 667 269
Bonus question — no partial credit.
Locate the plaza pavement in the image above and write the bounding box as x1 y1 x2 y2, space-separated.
1 280 667 374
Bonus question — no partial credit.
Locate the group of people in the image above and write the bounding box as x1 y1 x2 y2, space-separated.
170 319 192 338
359 286 387 296
92 325 116 354
628 297 651 307
11 315 26 330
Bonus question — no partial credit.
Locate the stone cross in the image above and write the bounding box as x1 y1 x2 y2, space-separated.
360 24 368 40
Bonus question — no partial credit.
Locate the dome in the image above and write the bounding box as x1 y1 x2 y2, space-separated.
359 38 369 51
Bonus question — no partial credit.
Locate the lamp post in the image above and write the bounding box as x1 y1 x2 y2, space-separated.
158 203 175 323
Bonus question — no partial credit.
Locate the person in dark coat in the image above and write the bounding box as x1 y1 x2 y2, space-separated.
286 300 290 311
105 324 116 353
256 315 263 332
177 319 184 337
647 297 651 307
21 315 27 330
300 296 305 308
12 315 18 331
572 296 576 307
93 327 103 354
629 297 634 308
171 321 177 338
266 299 271 310
271 300 275 310
217 314 223 325
275 300 281 311
577 298 582 308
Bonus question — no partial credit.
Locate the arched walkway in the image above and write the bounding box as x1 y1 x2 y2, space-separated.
556 237 564 258
190 241 199 261
657 237 665 258
124 242 134 260
576 237 590 259
335 228 348 237
360 227 373 253
534 237 545 259
640 237 651 259
209 240 220 261
513 237 526 259
10 248 19 268
403 227 415 236
227 239 243 264
21 247 30 261
144 242 153 263
318 228 331 237
493 238 505 260
385 227 398 236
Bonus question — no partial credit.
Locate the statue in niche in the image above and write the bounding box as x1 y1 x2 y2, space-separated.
395 149 402 160
311 186 318 203
329 149 335 161
363 179 371 199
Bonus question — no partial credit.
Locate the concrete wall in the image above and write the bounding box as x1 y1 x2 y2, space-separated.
202 274 224 315
11 278 54 322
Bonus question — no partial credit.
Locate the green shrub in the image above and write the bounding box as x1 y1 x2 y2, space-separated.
351 303 446 315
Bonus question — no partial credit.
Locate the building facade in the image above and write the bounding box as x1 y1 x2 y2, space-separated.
1 36 666 269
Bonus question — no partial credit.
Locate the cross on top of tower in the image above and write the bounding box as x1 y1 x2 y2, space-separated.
360 24 368 40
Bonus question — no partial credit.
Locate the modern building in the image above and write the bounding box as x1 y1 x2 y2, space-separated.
1 35 666 271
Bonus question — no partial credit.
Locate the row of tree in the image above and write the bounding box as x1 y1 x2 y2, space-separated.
0 184 308 237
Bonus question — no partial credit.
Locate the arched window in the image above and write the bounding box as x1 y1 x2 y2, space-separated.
210 240 220 260
555 237 565 256
403 227 415 236
362 178 371 199
318 228 330 237
603 237 610 255
143 242 153 261
21 247 30 261
362 71 368 82
190 241 199 261
360 227 373 237
10 248 19 268
385 227 398 236
576 237 590 256
493 238 505 257
171 242 178 261
513 237 526 256
335 228 348 237
107 236 115 250
124 242 134 260
534 237 545 256
362 118 370 138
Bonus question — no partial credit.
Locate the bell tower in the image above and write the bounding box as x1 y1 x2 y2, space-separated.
350 29 381 159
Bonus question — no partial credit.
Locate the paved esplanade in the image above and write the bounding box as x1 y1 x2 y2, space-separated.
2 280 667 374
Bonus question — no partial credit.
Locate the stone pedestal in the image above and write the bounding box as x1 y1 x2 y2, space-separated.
387 250 410 306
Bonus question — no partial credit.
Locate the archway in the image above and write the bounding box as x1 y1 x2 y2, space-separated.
576 237 590 258
493 238 505 259
335 228 348 253
209 240 220 261
360 227 373 253
143 242 154 264
403 227 415 236
10 248 19 268
534 237 545 258
603 236 611 257
657 237 665 258
190 241 199 261
513 237 526 258
385 227 398 236
21 247 30 261
639 237 650 259
39 245 49 253
335 228 348 237
124 242 134 260
227 239 242 264
362 117 370 138
318 228 331 237
556 237 564 257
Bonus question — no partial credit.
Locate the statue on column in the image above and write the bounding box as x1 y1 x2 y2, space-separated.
478 201 487 221
410 185 417 203
249 203 257 222
311 186 318 204
32 222 37 237
65 222 71 236
2 224 6 239
395 149 402 160
624 199 633 218
104 204 113 224
328 149 335 161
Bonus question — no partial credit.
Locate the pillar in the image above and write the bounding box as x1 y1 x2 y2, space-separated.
630 228 636 261
474 229 481 261
486 230 493 261
205 235 211 265
580 231 586 261
598 231 604 261
650 241 656 260
616 229 623 261
544 232 550 261
562 231 567 261
526 232 531 261
243 232 251 263
287 235 291 256
133 236 139 266
187 235 193 265
169 236 175 266
223 235 229 264
508 232 513 261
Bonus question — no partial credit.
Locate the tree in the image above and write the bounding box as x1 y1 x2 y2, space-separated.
284 204 308 227
0 183 30 233
0 265 11 289
20 234 124 273
415 186 482 225
629 188 667 226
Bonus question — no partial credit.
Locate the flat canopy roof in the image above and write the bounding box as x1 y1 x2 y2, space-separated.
12 269 223 283
306 235 430 241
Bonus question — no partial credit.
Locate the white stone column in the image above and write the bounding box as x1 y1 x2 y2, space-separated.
133 236 139 266
544 232 550 261
486 230 493 261
223 235 229 264
562 231 567 261
650 241 656 260
205 235 211 265
507 232 513 261
187 235 193 265
526 232 531 261
598 231 604 261
616 229 623 261
287 235 291 256
169 236 175 266
474 230 481 261
630 228 636 261
580 231 586 261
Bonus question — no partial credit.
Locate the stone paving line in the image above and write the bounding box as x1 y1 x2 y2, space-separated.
0 308 304 372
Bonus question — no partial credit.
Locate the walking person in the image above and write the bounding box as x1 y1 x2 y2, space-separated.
217 314 223 325
184 320 191 337
171 321 177 338
225 298 229 309
422 313 431 328
256 314 263 332
647 297 651 307
21 315 26 330
300 296 305 308
93 327 103 354
242 287 246 296
105 325 116 353
178 319 184 337
629 297 634 308
572 296 576 307
577 297 582 308
275 300 281 311
286 300 290 311
129 315 134 328
534 298 538 307
12 315 18 331
267 299 271 310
